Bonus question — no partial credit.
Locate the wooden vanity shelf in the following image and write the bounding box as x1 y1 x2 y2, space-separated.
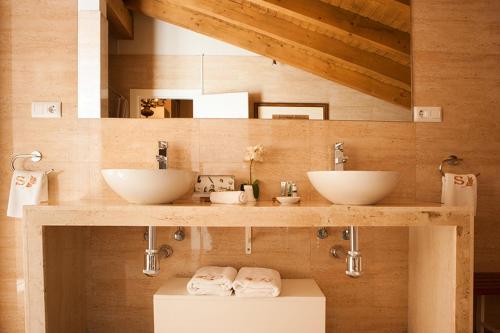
23 201 473 333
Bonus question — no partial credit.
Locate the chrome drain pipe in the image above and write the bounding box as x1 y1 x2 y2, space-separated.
346 226 362 278
143 226 173 277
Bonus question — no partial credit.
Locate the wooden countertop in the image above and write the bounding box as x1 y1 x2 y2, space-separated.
24 200 472 227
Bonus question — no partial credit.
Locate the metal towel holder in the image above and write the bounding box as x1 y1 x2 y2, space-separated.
439 155 480 177
10 150 54 174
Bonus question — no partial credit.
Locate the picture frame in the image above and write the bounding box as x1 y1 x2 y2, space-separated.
254 102 329 120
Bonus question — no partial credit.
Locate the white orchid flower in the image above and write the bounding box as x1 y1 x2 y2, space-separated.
244 144 264 162
243 144 264 191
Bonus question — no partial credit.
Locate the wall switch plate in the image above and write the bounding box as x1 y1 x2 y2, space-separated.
31 101 61 118
413 106 442 122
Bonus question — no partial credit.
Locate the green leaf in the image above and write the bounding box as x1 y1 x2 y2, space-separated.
252 182 260 199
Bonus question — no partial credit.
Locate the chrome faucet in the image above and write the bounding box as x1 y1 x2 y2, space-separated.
156 141 168 169
155 140 185 244
334 142 348 171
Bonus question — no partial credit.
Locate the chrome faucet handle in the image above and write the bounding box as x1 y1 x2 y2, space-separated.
335 157 348 164
157 141 168 169
334 142 344 151
156 155 167 161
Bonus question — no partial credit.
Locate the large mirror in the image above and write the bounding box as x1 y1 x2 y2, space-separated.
78 0 412 121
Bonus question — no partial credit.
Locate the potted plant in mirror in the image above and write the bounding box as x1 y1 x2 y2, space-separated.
241 144 264 201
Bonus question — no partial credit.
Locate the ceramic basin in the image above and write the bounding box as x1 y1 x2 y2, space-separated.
307 171 400 205
102 169 195 204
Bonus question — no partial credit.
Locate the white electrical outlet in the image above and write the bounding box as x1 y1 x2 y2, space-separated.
31 101 61 118
413 106 442 122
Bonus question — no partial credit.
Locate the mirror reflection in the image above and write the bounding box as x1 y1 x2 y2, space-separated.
78 1 412 121
138 99 193 119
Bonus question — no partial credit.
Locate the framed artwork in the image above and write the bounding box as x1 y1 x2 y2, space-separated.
254 102 329 120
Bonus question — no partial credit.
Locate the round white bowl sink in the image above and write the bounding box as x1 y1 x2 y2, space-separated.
102 169 195 204
307 171 400 205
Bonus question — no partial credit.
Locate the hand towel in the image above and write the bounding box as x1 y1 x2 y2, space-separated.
233 267 281 297
7 171 48 219
209 191 247 204
441 173 477 215
187 266 237 296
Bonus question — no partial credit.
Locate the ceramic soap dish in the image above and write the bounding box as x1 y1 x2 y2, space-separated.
276 196 301 205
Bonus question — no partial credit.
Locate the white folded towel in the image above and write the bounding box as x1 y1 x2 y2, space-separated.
7 170 48 218
210 191 247 204
441 173 477 215
187 266 237 296
233 267 281 297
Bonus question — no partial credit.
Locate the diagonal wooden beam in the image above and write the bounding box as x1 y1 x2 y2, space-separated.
395 0 410 6
165 0 410 86
248 0 410 61
319 0 411 33
126 0 411 108
107 0 134 39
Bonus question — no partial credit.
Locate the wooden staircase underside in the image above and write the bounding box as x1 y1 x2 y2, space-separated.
112 0 412 108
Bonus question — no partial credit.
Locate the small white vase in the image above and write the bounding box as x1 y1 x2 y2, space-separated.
243 185 256 202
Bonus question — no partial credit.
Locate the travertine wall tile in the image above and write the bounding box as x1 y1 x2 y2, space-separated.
1 0 500 332
413 0 500 272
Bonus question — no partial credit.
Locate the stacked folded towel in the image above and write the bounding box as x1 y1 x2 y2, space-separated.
187 266 237 296
186 266 282 297
232 267 281 297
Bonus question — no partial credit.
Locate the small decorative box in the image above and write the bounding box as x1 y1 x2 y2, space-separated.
194 175 235 193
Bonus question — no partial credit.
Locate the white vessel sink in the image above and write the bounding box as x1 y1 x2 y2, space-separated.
307 171 400 205
102 169 195 204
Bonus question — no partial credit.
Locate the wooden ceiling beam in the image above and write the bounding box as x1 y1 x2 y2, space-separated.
126 0 411 108
395 0 411 6
164 0 410 86
107 0 134 39
248 0 410 60
319 0 411 33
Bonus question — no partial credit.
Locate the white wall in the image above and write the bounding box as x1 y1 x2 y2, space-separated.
117 13 257 56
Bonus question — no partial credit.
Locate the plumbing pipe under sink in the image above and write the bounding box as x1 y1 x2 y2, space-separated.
143 226 173 277
144 226 160 277
346 226 362 278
